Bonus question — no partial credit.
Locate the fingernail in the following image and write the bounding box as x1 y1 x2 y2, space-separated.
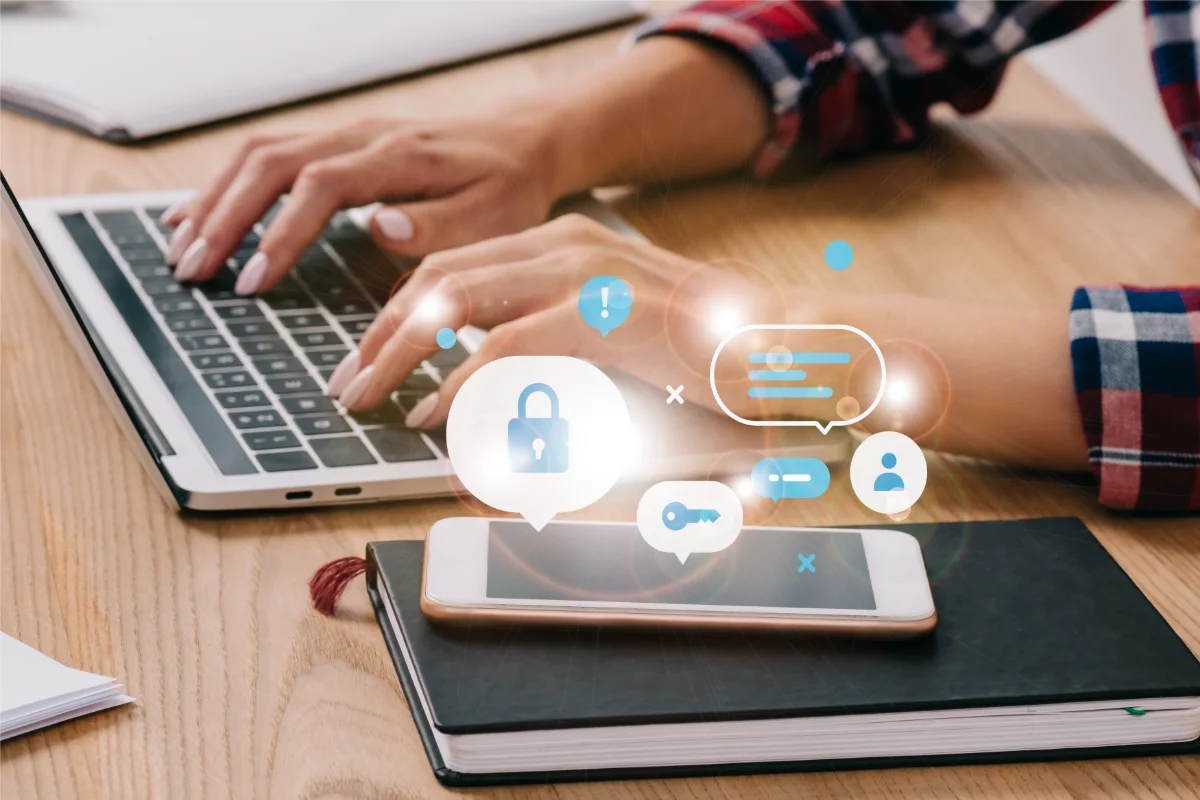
159 201 185 226
325 351 360 397
338 365 375 410
166 219 195 264
235 252 269 295
405 392 438 428
175 237 208 282
374 208 414 241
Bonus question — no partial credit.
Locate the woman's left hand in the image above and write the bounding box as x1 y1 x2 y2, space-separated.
329 214 784 426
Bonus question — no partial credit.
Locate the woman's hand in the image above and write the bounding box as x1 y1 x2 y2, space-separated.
328 214 787 426
161 112 564 293
161 37 770 295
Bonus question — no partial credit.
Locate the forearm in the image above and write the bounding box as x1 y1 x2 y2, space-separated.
532 37 769 195
798 291 1090 472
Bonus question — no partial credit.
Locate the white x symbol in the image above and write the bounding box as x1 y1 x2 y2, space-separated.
665 385 685 404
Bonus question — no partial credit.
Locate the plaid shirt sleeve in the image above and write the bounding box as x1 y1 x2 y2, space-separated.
1070 288 1200 512
632 1 1200 183
1147 1 1200 183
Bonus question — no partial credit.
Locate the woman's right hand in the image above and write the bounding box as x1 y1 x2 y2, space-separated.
161 111 566 294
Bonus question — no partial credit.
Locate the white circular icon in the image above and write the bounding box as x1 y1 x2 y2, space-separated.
849 431 927 515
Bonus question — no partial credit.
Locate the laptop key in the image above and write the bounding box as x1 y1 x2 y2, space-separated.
257 450 317 472
350 401 405 427
427 342 469 369
230 409 284 429
338 317 374 337
242 430 301 451
240 337 290 357
364 427 435 463
309 436 376 467
142 278 186 297
261 291 314 311
252 355 305 375
95 211 146 232
134 264 173 280
276 312 326 330
226 320 277 339
424 428 447 457
198 267 240 302
191 352 241 371
214 303 264 320
215 390 271 409
295 414 352 436
306 349 348 368
203 371 257 390
167 316 216 333
176 332 228 351
266 375 321 395
119 245 164 264
293 330 340 349
318 368 338 383
395 370 438 395
281 395 336 415
155 296 201 314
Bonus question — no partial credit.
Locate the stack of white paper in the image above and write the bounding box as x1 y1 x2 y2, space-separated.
1 633 133 741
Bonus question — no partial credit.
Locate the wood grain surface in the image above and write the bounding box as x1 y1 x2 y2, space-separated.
2 19 1199 800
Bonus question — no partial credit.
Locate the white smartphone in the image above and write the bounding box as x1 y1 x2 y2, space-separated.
422 518 937 637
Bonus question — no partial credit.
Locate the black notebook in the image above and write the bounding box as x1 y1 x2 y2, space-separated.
365 517 1200 787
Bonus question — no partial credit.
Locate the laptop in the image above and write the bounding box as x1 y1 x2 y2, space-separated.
0 1 642 142
2 177 848 511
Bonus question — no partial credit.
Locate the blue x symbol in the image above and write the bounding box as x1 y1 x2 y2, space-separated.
797 553 816 573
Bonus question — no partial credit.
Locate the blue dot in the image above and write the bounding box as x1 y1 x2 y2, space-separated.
825 240 853 271
881 452 897 469
435 327 456 349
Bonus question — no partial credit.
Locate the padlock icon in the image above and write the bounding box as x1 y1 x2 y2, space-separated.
507 383 569 473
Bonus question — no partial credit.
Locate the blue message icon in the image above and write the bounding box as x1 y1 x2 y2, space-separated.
578 276 632 337
751 458 831 503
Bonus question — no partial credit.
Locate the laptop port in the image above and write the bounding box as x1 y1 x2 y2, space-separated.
335 487 363 497
285 491 313 501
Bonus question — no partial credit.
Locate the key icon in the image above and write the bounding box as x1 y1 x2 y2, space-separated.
661 501 722 531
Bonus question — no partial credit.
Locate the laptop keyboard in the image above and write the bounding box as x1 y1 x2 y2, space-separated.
60 205 464 475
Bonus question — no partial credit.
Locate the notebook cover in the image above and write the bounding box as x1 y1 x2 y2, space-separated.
365 517 1200 787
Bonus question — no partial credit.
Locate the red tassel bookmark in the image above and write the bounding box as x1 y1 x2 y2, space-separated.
309 556 368 616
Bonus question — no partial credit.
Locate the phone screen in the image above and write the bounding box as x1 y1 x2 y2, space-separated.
486 521 876 610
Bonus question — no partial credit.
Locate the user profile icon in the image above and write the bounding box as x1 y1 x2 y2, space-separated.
849 431 927 515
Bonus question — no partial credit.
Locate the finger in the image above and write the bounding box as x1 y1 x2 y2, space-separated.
337 258 578 410
357 250 578 377
235 148 405 295
368 180 528 259
176 130 383 284
410 304 582 429
165 134 293 263
355 212 619 353
158 199 190 227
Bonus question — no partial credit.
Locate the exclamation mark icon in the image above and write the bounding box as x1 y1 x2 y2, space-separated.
600 286 609 319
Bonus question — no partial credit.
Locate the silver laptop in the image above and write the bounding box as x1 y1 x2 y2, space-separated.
2 177 849 511
0 1 642 141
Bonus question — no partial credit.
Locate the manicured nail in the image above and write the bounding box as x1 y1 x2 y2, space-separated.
235 252 268 295
374 208 413 241
175 237 208 282
338 365 376 410
405 392 438 428
159 201 186 226
166 218 195 264
325 351 360 397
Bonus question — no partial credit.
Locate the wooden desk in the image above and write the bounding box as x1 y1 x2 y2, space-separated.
3 20 1198 800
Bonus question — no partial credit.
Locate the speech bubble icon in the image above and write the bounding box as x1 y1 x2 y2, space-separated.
636 481 743 563
750 458 831 503
709 324 887 434
447 356 634 530
578 276 633 337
